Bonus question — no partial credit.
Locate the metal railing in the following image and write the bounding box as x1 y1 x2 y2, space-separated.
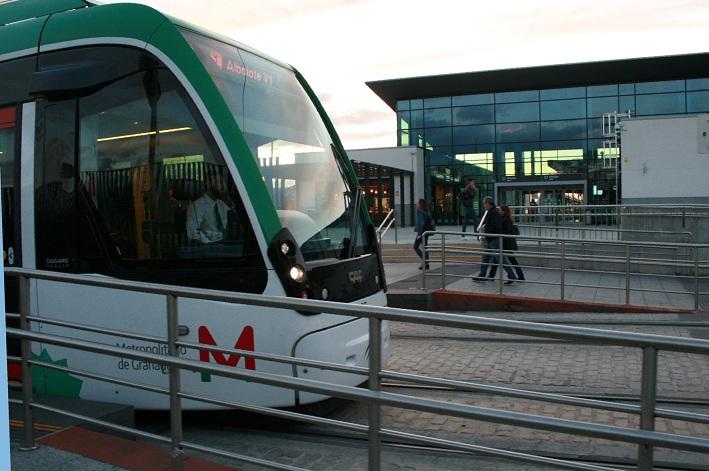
421 230 709 310
516 224 694 243
376 209 396 243
508 204 709 230
6 267 709 471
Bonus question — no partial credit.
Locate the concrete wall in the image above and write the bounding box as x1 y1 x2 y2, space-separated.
620 115 709 242
621 115 709 204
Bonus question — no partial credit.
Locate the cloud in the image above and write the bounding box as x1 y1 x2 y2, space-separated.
104 0 368 30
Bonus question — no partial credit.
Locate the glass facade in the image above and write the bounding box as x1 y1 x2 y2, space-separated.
396 78 709 224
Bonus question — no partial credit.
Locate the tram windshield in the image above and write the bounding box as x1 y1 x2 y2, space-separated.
182 30 367 261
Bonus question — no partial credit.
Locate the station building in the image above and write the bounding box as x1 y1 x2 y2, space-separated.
364 52 709 225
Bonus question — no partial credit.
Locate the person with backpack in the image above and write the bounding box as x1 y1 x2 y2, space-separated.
487 204 525 283
459 179 479 239
414 198 434 270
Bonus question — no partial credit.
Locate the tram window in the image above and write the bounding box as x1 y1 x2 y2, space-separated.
0 107 17 266
76 67 264 289
35 100 78 271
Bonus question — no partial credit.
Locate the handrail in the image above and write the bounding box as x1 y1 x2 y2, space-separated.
516 223 693 239
419 229 707 310
376 209 395 233
6 266 709 471
5 267 709 351
421 230 709 249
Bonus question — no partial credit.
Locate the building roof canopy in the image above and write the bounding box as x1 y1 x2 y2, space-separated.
366 53 709 110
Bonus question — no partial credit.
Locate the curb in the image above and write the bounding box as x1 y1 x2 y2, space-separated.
431 290 694 313
39 426 241 470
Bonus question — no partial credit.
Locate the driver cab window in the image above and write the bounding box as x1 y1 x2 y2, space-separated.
77 65 264 289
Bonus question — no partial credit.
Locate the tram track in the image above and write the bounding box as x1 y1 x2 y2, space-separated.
135 410 708 471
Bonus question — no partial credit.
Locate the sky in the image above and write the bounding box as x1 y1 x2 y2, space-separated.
103 0 709 149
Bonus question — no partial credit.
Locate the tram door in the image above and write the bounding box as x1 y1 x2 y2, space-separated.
1 105 21 381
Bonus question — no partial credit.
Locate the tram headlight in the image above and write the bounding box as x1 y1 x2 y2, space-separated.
289 265 306 283
280 242 291 255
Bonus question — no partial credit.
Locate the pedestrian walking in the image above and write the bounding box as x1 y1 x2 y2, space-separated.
414 198 434 270
459 179 479 239
488 204 525 283
473 197 516 282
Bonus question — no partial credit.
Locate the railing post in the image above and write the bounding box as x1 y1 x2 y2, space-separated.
18 274 37 451
368 316 382 471
441 234 446 288
421 235 427 290
694 247 700 311
167 294 183 471
560 240 565 301
498 237 503 294
638 346 658 471
625 244 631 305
394 209 398 244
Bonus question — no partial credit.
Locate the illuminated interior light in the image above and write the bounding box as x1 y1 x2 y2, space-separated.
97 130 156 142
96 127 192 142
158 126 192 134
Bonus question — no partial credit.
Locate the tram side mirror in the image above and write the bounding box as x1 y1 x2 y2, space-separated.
29 60 123 97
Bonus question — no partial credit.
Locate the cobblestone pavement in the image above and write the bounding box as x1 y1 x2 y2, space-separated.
159 312 709 470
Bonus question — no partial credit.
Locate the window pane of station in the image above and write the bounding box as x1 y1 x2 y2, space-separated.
452 124 495 145
587 96 619 117
410 99 424 110
396 100 410 111
635 92 686 115
687 91 709 113
619 95 635 114
424 107 452 127
540 98 586 120
452 93 493 106
540 87 585 100
495 102 539 123
423 96 451 108
410 109 423 128
452 105 494 125
424 127 452 146
398 111 410 130
496 122 540 142
540 119 587 141
619 83 634 95
587 84 618 97
495 90 539 103
687 78 709 91
635 80 685 94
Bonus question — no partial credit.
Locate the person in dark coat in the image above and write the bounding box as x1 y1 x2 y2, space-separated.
414 198 432 269
488 204 525 283
473 197 516 282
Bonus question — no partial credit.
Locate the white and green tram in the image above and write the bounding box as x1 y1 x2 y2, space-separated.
0 0 389 408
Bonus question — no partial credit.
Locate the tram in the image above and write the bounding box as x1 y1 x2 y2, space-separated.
0 0 389 408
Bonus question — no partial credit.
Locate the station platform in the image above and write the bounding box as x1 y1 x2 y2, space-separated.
8 391 240 470
384 262 703 313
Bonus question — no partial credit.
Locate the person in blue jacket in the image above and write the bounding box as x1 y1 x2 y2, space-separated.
414 198 433 270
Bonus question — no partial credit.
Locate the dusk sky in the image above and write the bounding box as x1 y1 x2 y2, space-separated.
104 0 708 149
